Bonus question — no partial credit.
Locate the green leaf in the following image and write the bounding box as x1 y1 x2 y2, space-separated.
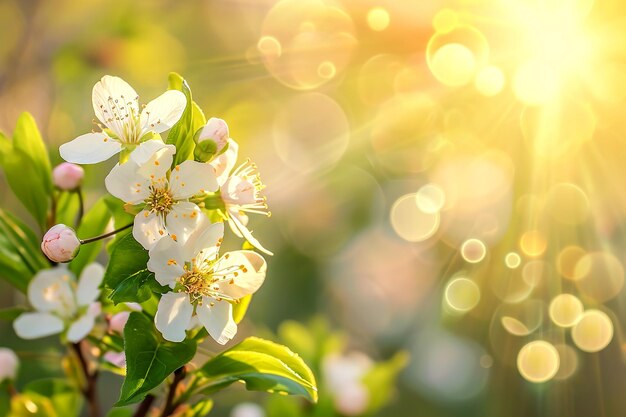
0 307 26 321
105 407 134 417
197 337 318 402
109 269 167 305
0 208 48 292
70 198 111 275
181 399 213 417
23 378 83 417
361 351 409 414
9 393 57 417
0 114 52 228
232 294 252 324
266 395 302 417
117 312 196 406
167 73 205 166
102 234 164 305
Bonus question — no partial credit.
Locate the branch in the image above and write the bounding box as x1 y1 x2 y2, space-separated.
71 342 101 417
133 395 155 417
159 367 186 417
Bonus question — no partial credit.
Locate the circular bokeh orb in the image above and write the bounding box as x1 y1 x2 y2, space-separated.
520 230 547 257
553 344 579 381
461 239 487 263
259 0 357 90
572 310 614 352
517 340 560 383
445 277 481 313
549 294 584 327
505 252 522 269
390 194 440 242
367 7 390 31
416 183 446 214
557 245 586 280
432 9 459 34
273 93 349 173
474 65 506 96
429 43 477 87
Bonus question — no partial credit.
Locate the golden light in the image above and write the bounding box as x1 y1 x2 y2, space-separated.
390 194 440 242
461 239 487 264
367 7 390 32
572 310 614 353
549 294 584 328
517 340 560 383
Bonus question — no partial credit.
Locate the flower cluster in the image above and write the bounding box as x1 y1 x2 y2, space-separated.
18 75 271 345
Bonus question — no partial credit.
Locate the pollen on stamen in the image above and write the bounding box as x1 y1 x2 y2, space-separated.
171 234 178 241
159 230 164 235
167 259 177 266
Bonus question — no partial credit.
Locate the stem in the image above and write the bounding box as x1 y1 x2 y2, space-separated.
71 342 101 417
74 187 85 230
159 367 186 417
6 381 17 398
79 223 133 245
133 395 155 417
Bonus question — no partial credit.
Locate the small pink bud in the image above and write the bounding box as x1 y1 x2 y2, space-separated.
109 311 130 334
53 162 84 190
41 224 81 263
0 348 19 381
198 117 229 153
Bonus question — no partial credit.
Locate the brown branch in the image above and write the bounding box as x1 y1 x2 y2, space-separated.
133 395 155 417
71 342 101 417
159 367 186 417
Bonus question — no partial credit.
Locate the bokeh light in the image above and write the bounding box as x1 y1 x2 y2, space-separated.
549 294 584 328
460 239 487 263
444 277 480 313
390 194 440 242
517 341 560 383
572 310 614 353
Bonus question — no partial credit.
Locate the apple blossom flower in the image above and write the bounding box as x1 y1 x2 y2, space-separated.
41 224 81 263
105 140 218 249
59 75 186 164
13 264 104 342
209 139 273 255
108 311 131 334
53 162 84 190
103 351 126 369
323 352 373 416
0 348 19 382
194 117 230 162
147 222 266 343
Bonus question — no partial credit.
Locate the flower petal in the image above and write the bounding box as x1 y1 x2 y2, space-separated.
210 139 239 186
60 133 122 165
13 312 64 339
197 297 237 345
165 202 206 245
228 211 274 256
147 236 185 287
130 140 175 180
155 292 193 342
105 160 150 204
140 90 187 134
190 222 224 263
76 263 104 306
92 75 139 135
28 268 76 315
217 250 266 299
66 310 97 343
169 160 219 199
133 210 166 250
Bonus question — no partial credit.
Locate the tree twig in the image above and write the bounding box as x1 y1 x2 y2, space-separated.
159 367 186 417
71 342 101 417
133 394 155 417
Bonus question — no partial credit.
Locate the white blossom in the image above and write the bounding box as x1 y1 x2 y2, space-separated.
147 221 266 343
210 139 273 255
60 75 186 164
105 140 218 249
13 264 104 343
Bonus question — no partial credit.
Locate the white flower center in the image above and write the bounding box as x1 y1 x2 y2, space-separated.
176 255 245 305
145 185 175 215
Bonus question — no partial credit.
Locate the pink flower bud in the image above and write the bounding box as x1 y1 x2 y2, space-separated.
109 311 130 334
198 117 229 153
53 162 84 190
0 348 19 381
41 224 81 263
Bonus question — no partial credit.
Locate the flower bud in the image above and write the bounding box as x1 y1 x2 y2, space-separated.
109 311 130 334
0 348 19 382
41 224 81 263
194 118 229 162
52 162 84 191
